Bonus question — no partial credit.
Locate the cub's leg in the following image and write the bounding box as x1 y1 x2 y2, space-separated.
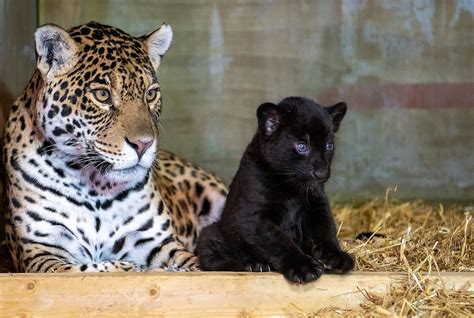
251 220 324 283
197 223 272 272
307 197 354 274
196 223 247 271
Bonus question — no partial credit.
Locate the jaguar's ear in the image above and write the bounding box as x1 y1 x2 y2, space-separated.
35 24 79 78
257 102 281 136
327 102 347 132
142 24 173 71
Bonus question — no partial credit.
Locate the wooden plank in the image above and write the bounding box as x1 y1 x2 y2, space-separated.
0 272 471 317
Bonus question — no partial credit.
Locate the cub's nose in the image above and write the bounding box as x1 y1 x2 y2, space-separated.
311 169 329 182
125 137 154 159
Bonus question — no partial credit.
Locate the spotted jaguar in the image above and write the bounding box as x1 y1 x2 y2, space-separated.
2 21 227 272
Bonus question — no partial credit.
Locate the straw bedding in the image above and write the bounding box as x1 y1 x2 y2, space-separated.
319 192 473 316
336 199 472 273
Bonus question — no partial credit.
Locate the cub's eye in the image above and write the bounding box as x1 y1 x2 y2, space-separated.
326 142 334 151
92 89 111 103
296 142 308 154
145 88 158 103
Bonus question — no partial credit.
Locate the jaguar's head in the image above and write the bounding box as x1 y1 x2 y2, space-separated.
34 21 172 193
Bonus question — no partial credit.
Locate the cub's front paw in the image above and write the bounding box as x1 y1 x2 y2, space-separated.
322 250 354 274
281 256 324 284
245 262 272 272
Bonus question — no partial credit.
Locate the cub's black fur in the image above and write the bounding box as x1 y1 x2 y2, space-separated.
196 96 354 283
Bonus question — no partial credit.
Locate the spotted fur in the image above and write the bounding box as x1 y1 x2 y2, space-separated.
2 22 227 273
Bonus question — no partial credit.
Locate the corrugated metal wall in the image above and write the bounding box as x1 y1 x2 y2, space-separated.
2 0 473 201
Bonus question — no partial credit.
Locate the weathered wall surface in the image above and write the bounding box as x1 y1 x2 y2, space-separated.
0 0 37 242
0 0 37 137
16 0 473 200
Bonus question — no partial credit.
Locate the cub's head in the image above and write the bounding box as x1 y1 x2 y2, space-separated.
34 21 172 192
255 96 347 194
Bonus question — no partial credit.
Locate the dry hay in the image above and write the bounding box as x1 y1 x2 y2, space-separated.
311 278 472 317
335 194 472 273
314 190 473 317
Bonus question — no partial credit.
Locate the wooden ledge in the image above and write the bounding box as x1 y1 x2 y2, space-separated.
0 272 472 317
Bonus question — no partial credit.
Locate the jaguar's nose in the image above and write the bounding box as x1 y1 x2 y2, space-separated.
125 137 154 159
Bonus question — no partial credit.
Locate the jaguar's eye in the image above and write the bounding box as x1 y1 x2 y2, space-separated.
92 89 111 103
326 142 334 151
296 142 308 154
146 88 158 103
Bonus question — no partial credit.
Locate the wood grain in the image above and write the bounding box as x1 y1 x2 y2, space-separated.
0 272 472 317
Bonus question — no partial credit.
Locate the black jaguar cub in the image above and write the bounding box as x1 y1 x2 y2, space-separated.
196 96 354 283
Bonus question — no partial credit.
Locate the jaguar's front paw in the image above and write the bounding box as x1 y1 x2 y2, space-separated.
281 256 324 284
163 264 201 272
322 250 354 274
168 251 200 271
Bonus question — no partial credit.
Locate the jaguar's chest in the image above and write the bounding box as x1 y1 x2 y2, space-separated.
10 148 160 262
53 192 157 263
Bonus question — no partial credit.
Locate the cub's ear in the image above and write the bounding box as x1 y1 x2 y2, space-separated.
35 24 79 78
257 102 281 136
327 102 347 132
142 23 173 71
